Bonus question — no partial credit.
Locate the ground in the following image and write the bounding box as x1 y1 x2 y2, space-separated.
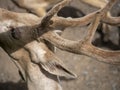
0 0 120 90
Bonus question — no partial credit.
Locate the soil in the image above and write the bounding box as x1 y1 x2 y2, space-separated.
0 0 120 90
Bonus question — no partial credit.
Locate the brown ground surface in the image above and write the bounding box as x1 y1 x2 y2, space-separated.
0 0 120 90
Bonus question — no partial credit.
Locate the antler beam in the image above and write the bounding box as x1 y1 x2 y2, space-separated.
0 0 120 65
40 0 72 28
42 0 120 65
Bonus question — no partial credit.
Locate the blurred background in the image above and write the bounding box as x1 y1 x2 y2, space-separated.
0 0 120 90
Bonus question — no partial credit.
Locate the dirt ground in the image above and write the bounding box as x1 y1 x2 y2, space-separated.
0 0 120 90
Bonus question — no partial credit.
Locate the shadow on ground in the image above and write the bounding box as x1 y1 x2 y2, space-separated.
0 82 27 90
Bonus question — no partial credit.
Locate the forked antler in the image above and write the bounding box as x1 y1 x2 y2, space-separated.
42 0 120 65
0 0 120 65
1 0 120 90
50 0 120 27
40 0 72 28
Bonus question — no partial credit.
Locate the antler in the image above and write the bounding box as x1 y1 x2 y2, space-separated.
1 0 120 64
42 0 120 65
0 0 77 79
40 0 72 28
1 0 120 90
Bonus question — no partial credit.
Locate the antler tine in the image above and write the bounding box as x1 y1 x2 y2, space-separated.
99 0 118 15
51 13 120 28
50 0 120 28
83 0 118 43
102 16 120 26
51 12 96 27
42 0 120 65
42 30 80 53
83 13 101 43
42 28 120 65
40 0 72 28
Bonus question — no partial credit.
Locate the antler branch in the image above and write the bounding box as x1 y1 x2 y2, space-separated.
102 16 120 26
50 0 120 28
40 0 72 28
0 0 120 65
51 12 120 28
42 30 120 65
42 0 120 65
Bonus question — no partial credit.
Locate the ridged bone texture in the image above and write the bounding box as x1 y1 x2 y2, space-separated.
0 0 120 90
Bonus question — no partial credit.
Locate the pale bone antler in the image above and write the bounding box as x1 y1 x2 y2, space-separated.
40 0 72 28
0 0 120 67
80 0 114 42
0 0 78 90
42 0 120 65
0 8 76 77
50 0 120 27
0 0 120 89
51 12 120 27
13 0 120 27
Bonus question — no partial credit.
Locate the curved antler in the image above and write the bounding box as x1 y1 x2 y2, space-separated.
42 0 120 65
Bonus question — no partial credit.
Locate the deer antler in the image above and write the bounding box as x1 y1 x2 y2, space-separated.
102 16 120 26
42 0 120 65
50 0 120 27
40 0 72 28
1 0 120 90
0 0 120 71
0 0 77 79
